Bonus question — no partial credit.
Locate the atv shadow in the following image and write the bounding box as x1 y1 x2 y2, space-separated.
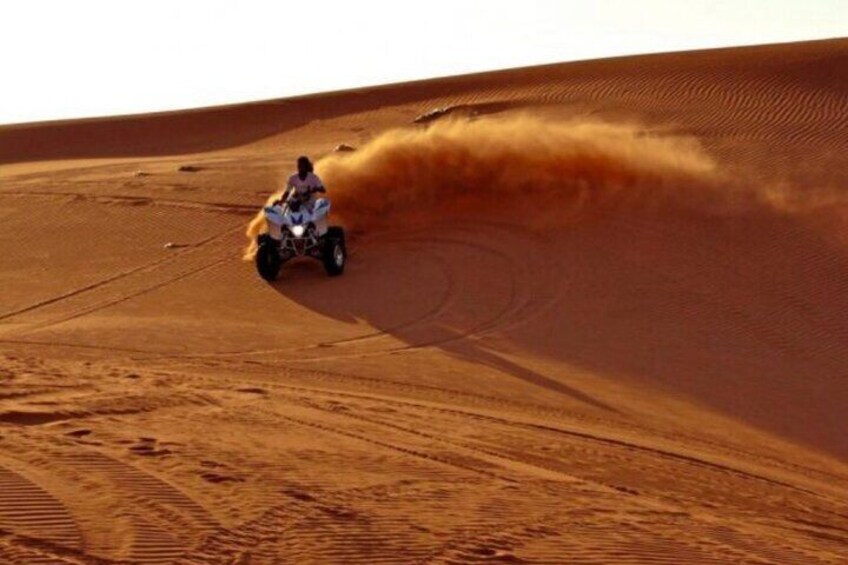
267 241 620 414
270 210 848 459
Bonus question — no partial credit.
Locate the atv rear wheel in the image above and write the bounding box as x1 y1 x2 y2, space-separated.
256 239 282 281
322 226 346 277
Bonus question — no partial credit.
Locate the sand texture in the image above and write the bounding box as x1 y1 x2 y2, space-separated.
1 38 848 563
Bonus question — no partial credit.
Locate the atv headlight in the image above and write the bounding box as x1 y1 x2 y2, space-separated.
291 225 305 237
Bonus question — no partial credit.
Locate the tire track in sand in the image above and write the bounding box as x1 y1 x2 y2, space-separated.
0 465 83 550
0 223 243 326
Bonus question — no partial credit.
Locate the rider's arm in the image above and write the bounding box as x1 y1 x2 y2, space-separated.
273 177 295 205
311 174 326 193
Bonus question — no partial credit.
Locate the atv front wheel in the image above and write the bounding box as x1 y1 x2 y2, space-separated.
256 239 282 281
322 226 346 277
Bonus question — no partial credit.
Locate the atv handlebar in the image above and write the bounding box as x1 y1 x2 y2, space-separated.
271 185 325 209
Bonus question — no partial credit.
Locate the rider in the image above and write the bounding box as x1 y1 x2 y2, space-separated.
280 155 325 209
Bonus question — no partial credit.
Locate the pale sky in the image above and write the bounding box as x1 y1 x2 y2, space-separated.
1 0 845 125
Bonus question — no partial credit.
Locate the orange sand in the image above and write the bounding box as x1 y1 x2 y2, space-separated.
1 39 847 563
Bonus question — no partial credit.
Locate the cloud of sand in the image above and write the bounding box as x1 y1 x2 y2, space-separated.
245 115 725 258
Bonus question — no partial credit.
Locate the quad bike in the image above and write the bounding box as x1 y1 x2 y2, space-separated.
254 188 346 281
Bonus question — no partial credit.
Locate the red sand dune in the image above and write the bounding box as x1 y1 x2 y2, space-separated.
1 38 848 563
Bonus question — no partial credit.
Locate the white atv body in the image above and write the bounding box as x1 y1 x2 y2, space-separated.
264 197 331 240
255 194 346 281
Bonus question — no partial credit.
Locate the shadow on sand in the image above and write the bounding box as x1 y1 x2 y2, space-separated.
269 210 848 459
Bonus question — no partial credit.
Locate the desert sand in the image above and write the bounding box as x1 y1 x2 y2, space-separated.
1 38 848 563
